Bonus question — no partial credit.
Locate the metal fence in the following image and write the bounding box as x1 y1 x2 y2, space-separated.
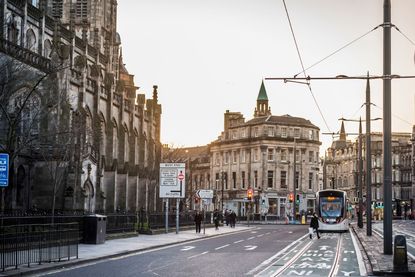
147 211 213 229
1 223 79 272
106 214 137 234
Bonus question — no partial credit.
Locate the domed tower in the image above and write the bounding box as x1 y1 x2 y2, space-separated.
254 80 271 117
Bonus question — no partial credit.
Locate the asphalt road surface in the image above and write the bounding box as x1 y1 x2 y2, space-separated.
40 225 308 277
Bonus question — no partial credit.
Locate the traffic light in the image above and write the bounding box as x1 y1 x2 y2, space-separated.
247 188 253 201
289 193 294 202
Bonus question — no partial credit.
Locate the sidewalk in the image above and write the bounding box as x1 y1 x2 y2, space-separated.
1 225 253 277
351 222 415 276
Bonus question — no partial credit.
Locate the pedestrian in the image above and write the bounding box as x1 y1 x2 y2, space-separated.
213 209 220 230
230 210 236 228
194 211 202 233
309 212 320 239
225 209 229 226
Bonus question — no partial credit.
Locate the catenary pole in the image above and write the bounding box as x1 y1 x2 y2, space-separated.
366 74 372 236
358 118 363 228
383 0 392 255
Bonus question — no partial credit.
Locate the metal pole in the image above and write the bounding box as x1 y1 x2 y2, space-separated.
203 204 206 234
221 172 224 214
358 118 363 228
293 138 296 222
165 199 168 233
366 74 373 236
383 0 392 255
176 198 179 234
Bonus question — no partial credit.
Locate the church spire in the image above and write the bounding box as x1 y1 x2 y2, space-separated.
339 120 346 141
254 80 271 117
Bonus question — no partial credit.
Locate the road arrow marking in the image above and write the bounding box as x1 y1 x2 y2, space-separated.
244 245 257 251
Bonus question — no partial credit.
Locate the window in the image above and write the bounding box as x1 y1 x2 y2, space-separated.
308 172 313 190
232 172 237 189
242 171 246 189
308 130 313 140
232 130 237 139
268 148 274 161
215 173 220 189
295 150 300 162
26 29 37 52
254 171 258 188
224 152 229 164
241 128 246 138
241 149 246 163
281 149 287 161
281 127 287 138
308 151 313 163
254 127 259 137
254 149 259 161
267 171 273 188
294 128 300 138
76 0 88 18
295 171 299 189
233 151 237 163
281 171 287 188
268 126 274 136
224 172 228 190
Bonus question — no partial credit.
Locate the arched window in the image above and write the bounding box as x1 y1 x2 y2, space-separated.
26 29 37 52
8 88 41 137
112 120 118 160
43 39 52 58
7 17 19 44
84 110 92 146
123 125 129 163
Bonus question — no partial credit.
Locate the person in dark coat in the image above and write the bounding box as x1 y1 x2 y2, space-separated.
310 213 320 239
194 211 203 233
230 210 237 228
213 209 220 230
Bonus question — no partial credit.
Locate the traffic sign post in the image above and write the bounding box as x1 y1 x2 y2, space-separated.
0 154 9 187
159 163 186 234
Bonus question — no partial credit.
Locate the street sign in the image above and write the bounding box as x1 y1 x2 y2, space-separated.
195 189 213 199
159 163 185 198
0 153 9 187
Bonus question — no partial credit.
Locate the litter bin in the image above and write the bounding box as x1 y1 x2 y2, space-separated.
83 214 107 244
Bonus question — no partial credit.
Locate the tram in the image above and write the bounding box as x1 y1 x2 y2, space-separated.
316 189 349 232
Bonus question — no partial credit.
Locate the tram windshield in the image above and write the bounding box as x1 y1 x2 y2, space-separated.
320 196 343 218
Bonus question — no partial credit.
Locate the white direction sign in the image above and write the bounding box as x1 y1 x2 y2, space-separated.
159 163 185 198
196 189 213 199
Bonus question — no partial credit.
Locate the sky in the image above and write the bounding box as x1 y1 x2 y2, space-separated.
117 0 415 153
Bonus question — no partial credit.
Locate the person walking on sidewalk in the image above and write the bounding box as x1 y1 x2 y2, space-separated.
230 210 236 228
194 211 203 233
213 209 220 230
309 213 320 239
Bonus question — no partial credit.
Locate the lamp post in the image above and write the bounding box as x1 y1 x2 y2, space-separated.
221 171 224 213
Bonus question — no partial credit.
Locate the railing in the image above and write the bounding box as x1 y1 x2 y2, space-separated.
0 38 52 73
106 214 137 234
1 223 79 272
147 211 213 229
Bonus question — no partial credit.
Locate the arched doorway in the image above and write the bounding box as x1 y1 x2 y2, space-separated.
83 180 94 212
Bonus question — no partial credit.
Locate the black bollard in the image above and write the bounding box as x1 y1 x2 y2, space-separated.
393 235 408 272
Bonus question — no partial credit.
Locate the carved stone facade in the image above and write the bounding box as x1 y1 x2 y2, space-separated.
0 0 162 213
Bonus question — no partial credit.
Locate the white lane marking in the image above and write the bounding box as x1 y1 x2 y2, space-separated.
265 232 271 235
180 246 195 251
350 229 367 277
188 251 208 259
288 231 293 234
248 236 255 240
257 234 264 237
251 231 258 234
245 245 257 251
215 244 230 250
234 240 244 244
246 233 309 276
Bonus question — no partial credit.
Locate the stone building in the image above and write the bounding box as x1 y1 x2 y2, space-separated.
324 126 413 217
0 0 162 214
209 81 321 218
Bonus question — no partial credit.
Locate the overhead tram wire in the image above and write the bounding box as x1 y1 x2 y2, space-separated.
371 103 413 126
393 25 415 46
281 0 332 133
293 24 382 77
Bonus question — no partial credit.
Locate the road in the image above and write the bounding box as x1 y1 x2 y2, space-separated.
39 225 365 277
